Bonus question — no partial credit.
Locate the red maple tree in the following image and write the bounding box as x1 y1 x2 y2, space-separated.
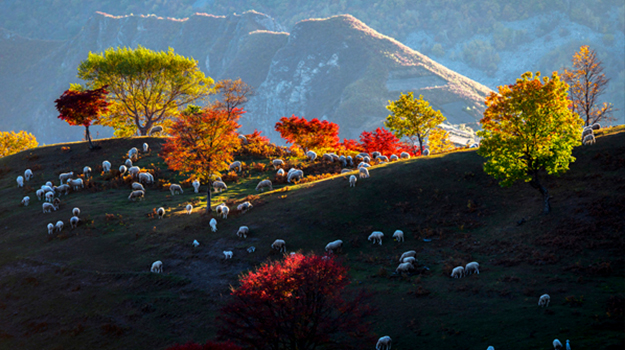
218 253 373 350
359 127 409 156
55 86 109 149
340 138 362 152
274 115 339 152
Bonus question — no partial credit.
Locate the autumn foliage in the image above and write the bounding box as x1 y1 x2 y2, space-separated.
359 127 409 156
275 115 339 152
55 86 109 148
0 130 38 158
218 253 372 350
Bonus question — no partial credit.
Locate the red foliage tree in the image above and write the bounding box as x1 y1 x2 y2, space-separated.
165 340 242 350
340 138 362 152
218 253 373 350
161 106 241 213
274 115 339 152
359 127 409 156
55 86 109 149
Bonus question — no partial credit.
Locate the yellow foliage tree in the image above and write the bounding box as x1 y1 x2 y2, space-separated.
428 127 454 154
0 131 38 158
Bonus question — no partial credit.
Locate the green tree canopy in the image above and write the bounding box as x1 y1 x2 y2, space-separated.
77 46 215 136
477 71 583 214
385 92 446 154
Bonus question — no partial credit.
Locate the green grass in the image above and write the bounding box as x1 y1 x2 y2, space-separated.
0 128 624 349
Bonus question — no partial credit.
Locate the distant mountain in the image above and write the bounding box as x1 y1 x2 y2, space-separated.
0 11 491 144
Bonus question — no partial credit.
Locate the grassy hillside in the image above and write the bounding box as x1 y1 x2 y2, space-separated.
0 129 623 350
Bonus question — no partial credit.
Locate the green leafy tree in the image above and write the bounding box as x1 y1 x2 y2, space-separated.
77 46 215 136
385 92 446 154
0 131 38 158
477 71 583 214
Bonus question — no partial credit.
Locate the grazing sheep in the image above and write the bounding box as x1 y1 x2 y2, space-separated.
236 226 249 238
128 166 141 178
376 155 389 163
396 262 414 274
70 216 79 228
192 180 200 193
582 134 596 145
359 167 370 179
185 204 193 215
128 190 145 201
590 123 601 130
272 159 284 169
151 260 163 273
553 339 563 350
41 185 53 194
24 169 33 181
355 154 364 162
325 240 343 253
465 261 480 275
59 172 74 184
16 175 24 187
376 335 392 350
451 266 465 278
306 150 317 161
125 159 133 168
223 251 233 259
349 174 357 187
132 182 145 191
45 192 55 202
338 155 347 167
83 166 92 178
119 165 127 176
566 340 570 350
216 203 229 219
372 151 381 158
212 181 227 192
346 155 353 166
47 223 54 235
42 202 57 213
55 184 70 196
322 153 334 162
237 201 253 213
357 162 371 168
238 134 248 145
402 256 416 264
271 239 286 253
157 207 165 219
148 125 163 136
392 230 404 242
287 169 304 183
469 143 479 148
72 207 80 216
55 220 64 233
400 151 411 159
210 218 217 232
102 160 111 173
169 184 183 195
67 178 84 190
341 168 351 174
138 172 154 184
422 149 430 156
256 179 273 192
229 161 242 172
53 197 61 208
363 156 371 163
192 239 200 247
43 182 54 190
368 231 384 245
36 189 44 200
143 143 149 152
21 196 30 206
247 246 256 253
399 250 417 262
277 168 285 176
128 147 138 160
538 294 550 307
390 154 398 161
487 347 495 350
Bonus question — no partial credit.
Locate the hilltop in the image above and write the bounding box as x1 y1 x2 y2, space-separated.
0 128 623 349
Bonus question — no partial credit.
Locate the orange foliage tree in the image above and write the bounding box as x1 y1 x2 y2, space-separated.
55 86 109 149
161 106 241 213
359 127 409 156
218 253 373 350
274 115 339 152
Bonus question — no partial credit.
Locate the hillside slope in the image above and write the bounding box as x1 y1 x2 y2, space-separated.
0 129 623 349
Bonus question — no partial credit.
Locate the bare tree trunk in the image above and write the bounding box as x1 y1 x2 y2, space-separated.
529 173 551 214
206 186 212 214
85 125 95 149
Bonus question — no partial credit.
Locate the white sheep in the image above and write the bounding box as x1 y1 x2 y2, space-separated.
229 161 242 172
422 149 430 156
399 250 417 262
372 151 381 158
42 184 53 192
210 218 217 232
306 150 317 161
102 160 111 173
376 335 392 350
119 165 127 176
55 184 70 196
132 182 145 191
390 154 398 161
169 184 183 195
402 256 416 264
590 122 601 130
341 169 351 174
83 166 92 178
148 125 163 136
47 223 54 235
138 172 154 184
21 196 30 206
359 167 369 179
287 169 304 183
238 134 248 145
70 216 79 228
186 204 193 215
368 231 384 245
396 262 414 274
143 143 149 152
553 339 563 350
582 134 596 145
72 207 80 217
24 169 33 181
128 166 141 178
67 178 84 190
272 159 284 169
566 340 570 350
349 175 357 187
271 239 286 253
151 260 163 273
323 153 335 162
346 155 353 166
392 230 404 242
16 175 24 187
400 151 410 159
45 191 54 202
59 172 74 184
325 240 343 253
256 179 273 192
128 147 138 160
192 239 200 247
465 261 480 275
376 155 389 163
469 143 479 148
36 189 44 200
277 168 285 177
216 203 229 219
42 202 57 213
451 266 465 278
338 155 347 167
247 246 256 253
157 207 165 219
357 162 371 168
212 181 227 192
487 347 495 350
192 180 200 193
128 190 145 201
223 251 233 259
237 201 253 213
538 294 550 307
236 226 249 238
55 220 64 233
125 159 133 168
363 156 371 163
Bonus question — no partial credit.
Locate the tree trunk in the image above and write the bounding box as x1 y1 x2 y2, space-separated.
529 173 551 214
85 125 94 149
206 186 212 214
138 125 148 136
